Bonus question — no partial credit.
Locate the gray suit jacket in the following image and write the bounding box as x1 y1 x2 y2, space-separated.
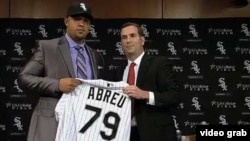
18 36 104 141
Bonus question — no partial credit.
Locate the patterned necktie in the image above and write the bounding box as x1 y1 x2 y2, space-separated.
75 46 87 79
127 62 136 117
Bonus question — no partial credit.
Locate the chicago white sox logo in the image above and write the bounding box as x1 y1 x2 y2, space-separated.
14 42 23 56
89 25 97 38
218 78 228 91
172 115 179 129
14 117 23 131
244 60 250 73
80 3 87 11
115 42 124 55
216 41 226 55
219 115 228 125
140 24 149 38
190 61 200 74
167 42 177 55
192 97 201 110
13 79 23 93
38 25 48 38
244 97 250 110
241 23 250 37
189 24 198 37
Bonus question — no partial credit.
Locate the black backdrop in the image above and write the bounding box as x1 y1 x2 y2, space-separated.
0 18 250 141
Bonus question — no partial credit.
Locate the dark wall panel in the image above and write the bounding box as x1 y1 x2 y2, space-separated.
10 0 162 18
0 0 9 18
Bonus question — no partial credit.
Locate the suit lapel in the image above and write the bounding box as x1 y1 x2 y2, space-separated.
58 37 75 77
136 55 150 86
85 45 98 79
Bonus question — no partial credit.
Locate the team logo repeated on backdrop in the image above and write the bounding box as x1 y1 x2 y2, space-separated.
0 18 250 140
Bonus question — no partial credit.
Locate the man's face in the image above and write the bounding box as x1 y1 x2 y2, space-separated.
64 16 90 43
120 25 145 58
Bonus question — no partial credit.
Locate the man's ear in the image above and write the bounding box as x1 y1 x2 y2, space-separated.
64 17 68 26
141 36 145 46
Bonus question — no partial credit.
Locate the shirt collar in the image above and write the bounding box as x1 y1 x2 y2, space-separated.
127 52 145 66
65 33 85 48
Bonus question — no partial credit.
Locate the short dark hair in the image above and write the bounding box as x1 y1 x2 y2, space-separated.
120 22 144 37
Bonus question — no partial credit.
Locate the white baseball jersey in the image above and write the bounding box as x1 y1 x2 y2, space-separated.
55 79 131 141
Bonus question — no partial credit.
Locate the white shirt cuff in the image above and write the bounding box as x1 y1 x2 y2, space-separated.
147 91 155 105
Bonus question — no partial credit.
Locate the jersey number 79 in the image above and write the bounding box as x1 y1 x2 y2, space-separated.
80 104 121 140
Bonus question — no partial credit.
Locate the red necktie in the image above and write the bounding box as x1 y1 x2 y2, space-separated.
127 62 136 117
127 62 136 85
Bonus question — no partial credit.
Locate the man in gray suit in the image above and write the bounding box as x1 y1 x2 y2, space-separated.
18 2 104 141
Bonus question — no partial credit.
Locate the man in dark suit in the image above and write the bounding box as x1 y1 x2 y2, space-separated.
17 2 104 141
120 22 180 141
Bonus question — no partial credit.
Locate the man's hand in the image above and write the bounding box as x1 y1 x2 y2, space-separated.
123 85 149 100
59 78 81 93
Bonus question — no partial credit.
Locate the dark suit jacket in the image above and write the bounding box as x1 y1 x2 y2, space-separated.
113 54 180 141
18 36 104 141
